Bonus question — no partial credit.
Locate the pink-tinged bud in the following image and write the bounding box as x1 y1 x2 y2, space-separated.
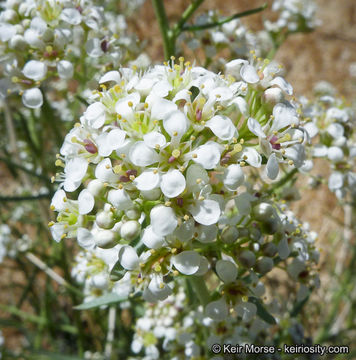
120 175 130 182
269 136 281 150
21 79 33 85
176 197 183 207
220 153 231 165
76 5 83 13
83 139 98 154
196 109 202 121
168 156 176 163
101 40 109 52
126 169 137 177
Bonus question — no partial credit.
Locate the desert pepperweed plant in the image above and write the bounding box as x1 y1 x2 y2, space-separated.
0 0 355 359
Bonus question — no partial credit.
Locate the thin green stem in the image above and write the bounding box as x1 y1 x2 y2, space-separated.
0 193 52 202
188 276 210 306
174 0 205 35
152 0 173 59
182 3 267 32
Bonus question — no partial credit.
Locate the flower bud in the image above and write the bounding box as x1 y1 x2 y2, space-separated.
95 229 117 248
216 260 237 283
125 207 141 220
238 250 256 268
260 218 279 235
252 202 274 221
120 220 140 240
255 257 274 275
87 179 105 197
9 34 27 51
96 210 115 229
118 245 139 270
262 242 278 257
221 226 239 244
263 87 284 105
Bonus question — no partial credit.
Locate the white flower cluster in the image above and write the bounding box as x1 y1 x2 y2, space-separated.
50 57 316 307
178 11 274 67
265 0 320 34
0 224 11 263
71 246 131 305
0 0 141 108
301 86 356 199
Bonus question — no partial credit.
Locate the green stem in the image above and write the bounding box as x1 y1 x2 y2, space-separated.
188 276 210 306
174 0 205 35
0 193 52 202
152 0 173 59
267 168 298 194
182 3 267 31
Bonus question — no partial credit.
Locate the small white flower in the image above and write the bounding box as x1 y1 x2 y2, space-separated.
216 260 237 283
22 88 43 108
23 60 47 81
172 250 202 275
150 205 178 236
160 169 186 198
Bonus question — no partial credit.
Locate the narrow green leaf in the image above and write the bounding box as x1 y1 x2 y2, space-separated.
74 293 127 310
189 86 200 102
248 296 276 325
290 294 310 317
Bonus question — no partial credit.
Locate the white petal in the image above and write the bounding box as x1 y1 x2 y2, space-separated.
241 147 262 167
77 228 95 249
51 189 66 211
151 98 177 119
206 115 236 140
271 103 298 131
60 8 82 25
108 189 132 210
189 199 220 225
304 122 319 138
23 60 47 81
186 164 209 192
152 80 173 97
129 141 159 166
216 260 237 283
240 64 259 83
266 153 279 180
86 38 103 57
99 71 121 84
143 131 166 148
78 189 95 215
95 158 119 183
163 110 188 140
247 117 266 138
194 256 210 276
141 226 165 249
196 224 217 243
150 205 177 236
160 170 186 198
118 245 139 270
327 146 343 162
270 76 293 95
235 302 257 322
223 164 245 191
96 129 126 157
313 145 328 157
328 172 343 190
277 238 290 259
172 250 201 275
50 223 65 242
193 142 222 169
65 157 88 181
115 93 140 118
225 59 248 78
205 298 228 321
57 60 74 79
133 170 160 191
83 102 106 129
22 88 43 108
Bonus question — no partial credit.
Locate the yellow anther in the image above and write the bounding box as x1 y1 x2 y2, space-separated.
154 264 162 272
170 56 175 61
198 196 205 201
159 282 165 289
239 138 245 144
155 144 160 150
114 85 121 93
61 233 67 240
165 201 171 207
153 169 158 174
105 164 111 169
144 102 149 109
129 175 135 181
150 249 156 254
74 122 81 128
196 178 202 184
242 296 249 302
192 153 197 158
100 84 107 91
172 149 180 158
281 149 286 155
153 120 159 125
128 101 133 107
113 165 121 174
179 166 185 172
55 159 64 167
173 131 178 136
51 176 55 183
190 136 196 141
103 183 109 187
120 153 126 158
183 215 189 221
48 221 55 227
288 160 294 166
173 270 179 276
179 56 184 62
118 184 123 189
240 161 246 167
171 248 177 254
